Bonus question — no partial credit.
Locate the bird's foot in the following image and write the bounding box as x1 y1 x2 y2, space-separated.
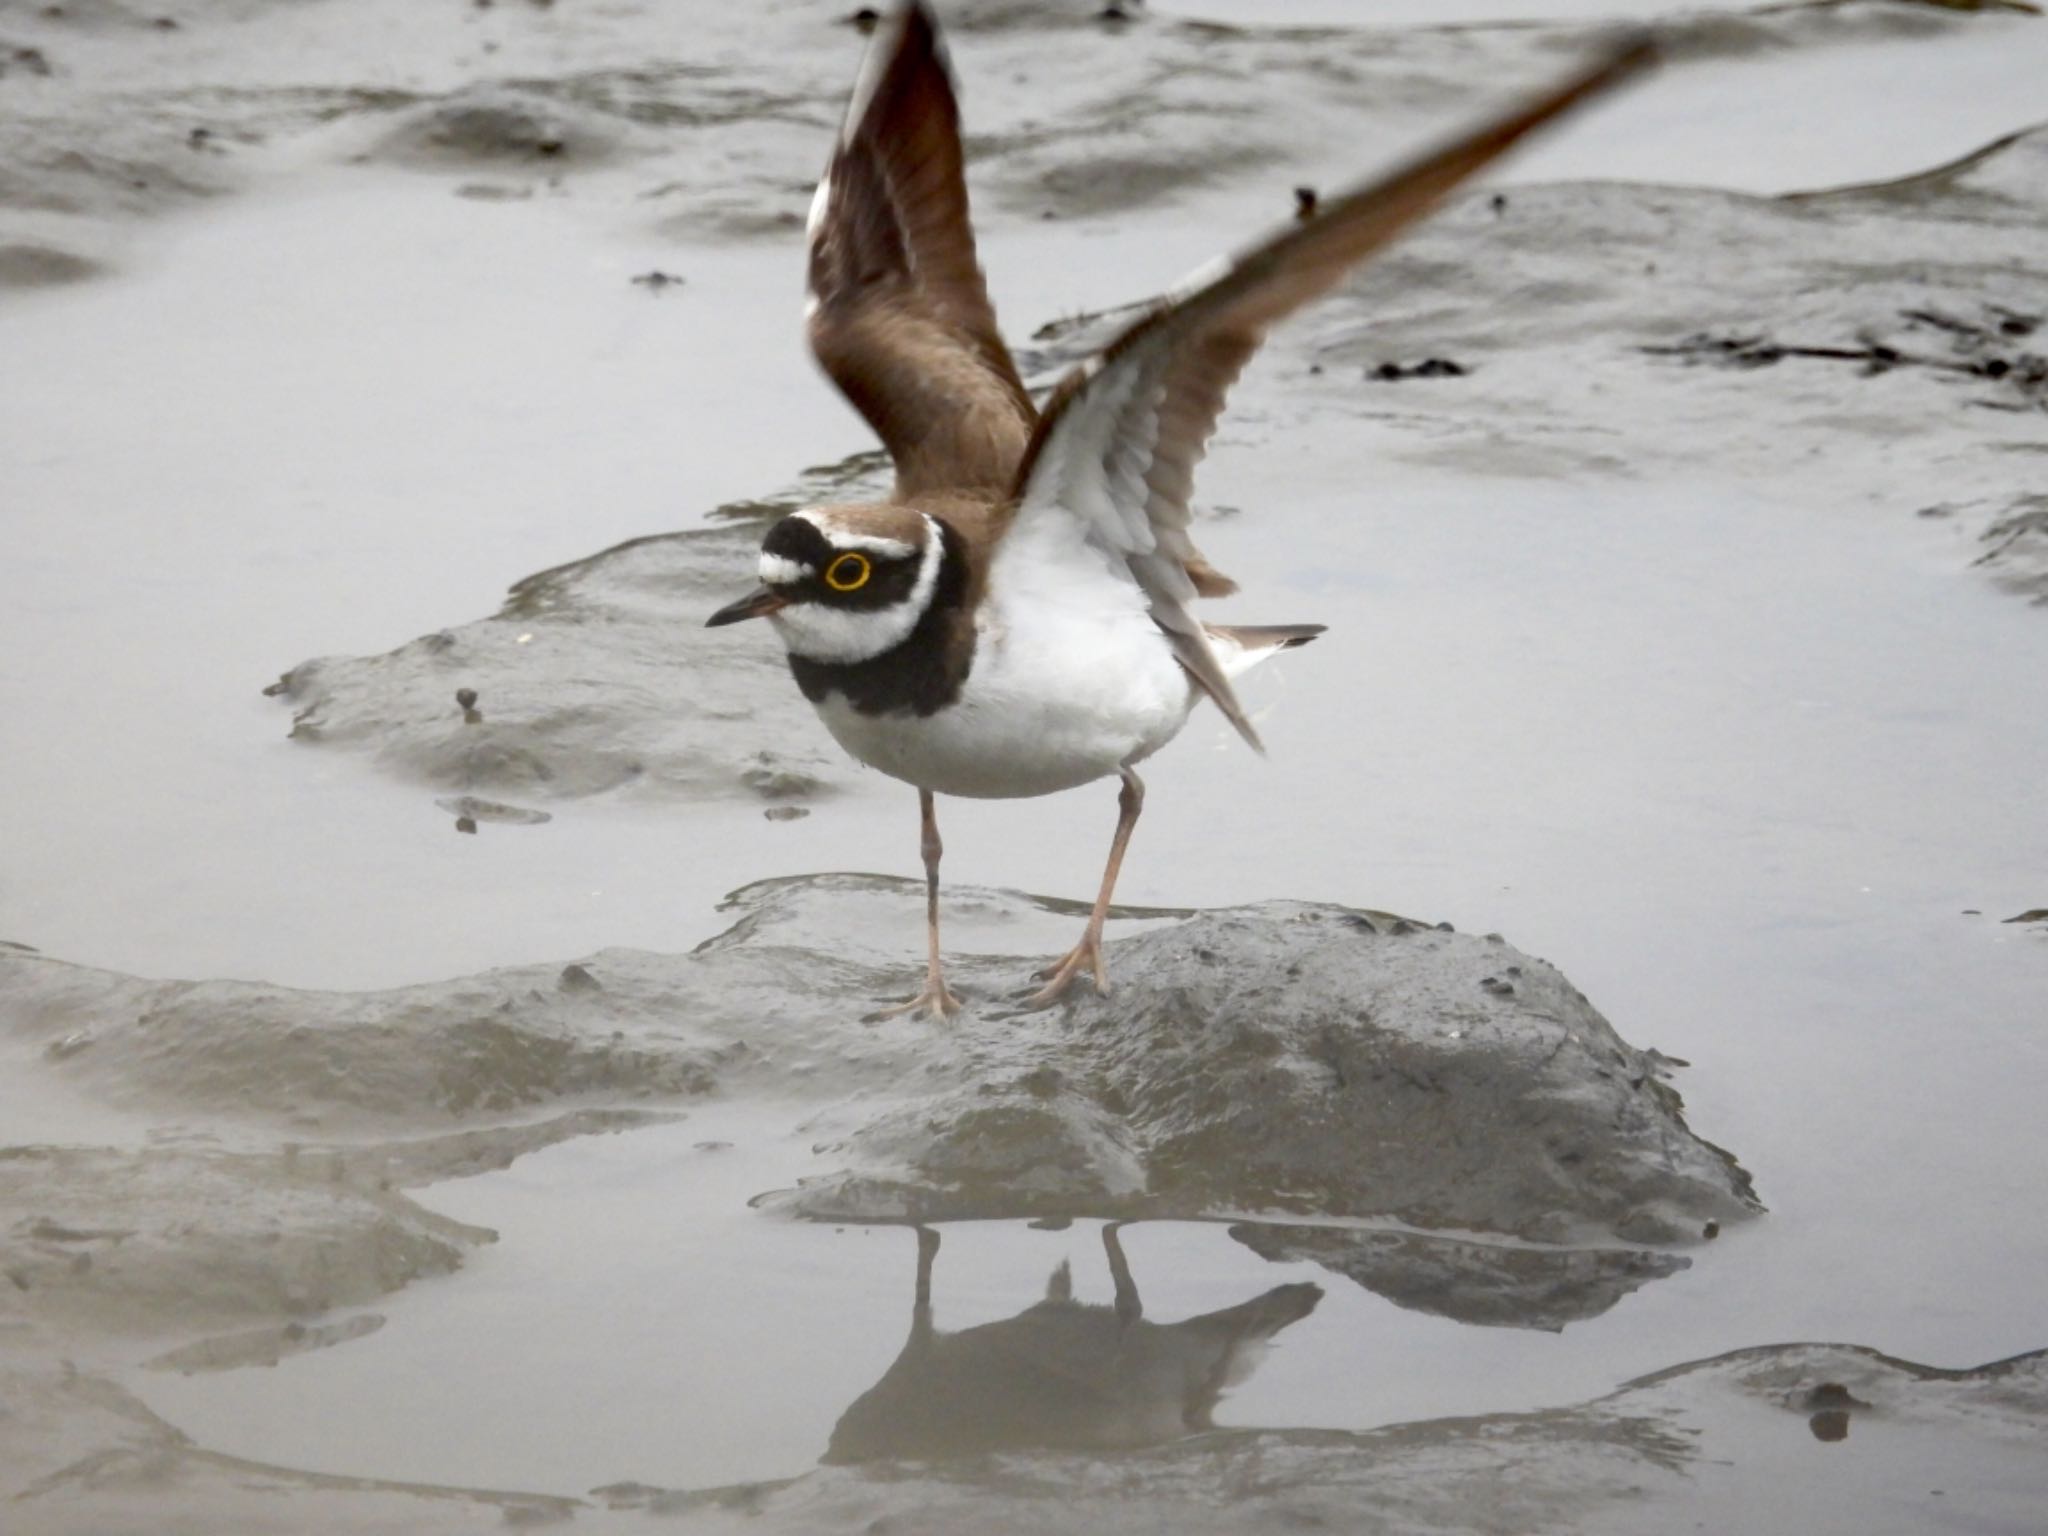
1021 935 1109 1009
876 971 964 1022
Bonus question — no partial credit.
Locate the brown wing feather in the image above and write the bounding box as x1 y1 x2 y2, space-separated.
807 2 1034 499
1004 36 1658 749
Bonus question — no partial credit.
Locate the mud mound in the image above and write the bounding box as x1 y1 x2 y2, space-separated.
0 1145 488 1337
1 875 1757 1245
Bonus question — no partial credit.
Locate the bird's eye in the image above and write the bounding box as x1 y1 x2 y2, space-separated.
824 552 872 592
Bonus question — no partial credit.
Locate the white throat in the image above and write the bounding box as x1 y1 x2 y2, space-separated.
768 513 946 665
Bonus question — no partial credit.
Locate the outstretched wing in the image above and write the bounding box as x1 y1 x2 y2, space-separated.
1002 37 1657 749
807 1 1034 498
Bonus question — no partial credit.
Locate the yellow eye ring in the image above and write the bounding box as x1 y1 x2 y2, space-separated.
824 552 872 592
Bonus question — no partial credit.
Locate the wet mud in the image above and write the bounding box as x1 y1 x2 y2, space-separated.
0 875 1755 1239
741 883 1756 1242
4 875 1774 1529
5 0 2047 1529
10 1337 2041 1534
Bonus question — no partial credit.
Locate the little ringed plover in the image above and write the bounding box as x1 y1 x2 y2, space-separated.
709 2 1654 1018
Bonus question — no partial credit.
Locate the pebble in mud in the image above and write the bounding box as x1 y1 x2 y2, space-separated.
455 687 481 723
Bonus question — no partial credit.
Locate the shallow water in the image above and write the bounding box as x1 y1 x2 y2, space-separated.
4 0 2046 1527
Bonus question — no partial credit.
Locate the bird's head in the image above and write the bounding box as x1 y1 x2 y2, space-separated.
706 504 948 664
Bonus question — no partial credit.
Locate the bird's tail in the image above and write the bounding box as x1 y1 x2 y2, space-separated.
1205 622 1326 681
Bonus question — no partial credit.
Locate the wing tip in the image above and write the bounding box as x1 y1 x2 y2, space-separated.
1567 27 1661 106
840 1 953 151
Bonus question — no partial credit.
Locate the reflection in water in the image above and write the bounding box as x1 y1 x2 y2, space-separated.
1796 1381 1867 1443
824 1223 1322 1464
1230 1221 1688 1331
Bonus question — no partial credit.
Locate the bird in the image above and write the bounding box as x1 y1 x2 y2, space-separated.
708 2 1653 1019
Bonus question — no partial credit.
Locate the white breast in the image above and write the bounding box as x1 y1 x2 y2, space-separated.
813 521 1197 800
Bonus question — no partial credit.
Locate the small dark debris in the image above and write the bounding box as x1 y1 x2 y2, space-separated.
1294 186 1318 220
847 6 881 31
1479 976 1515 996
1901 308 1980 338
1097 0 1139 22
1388 918 1418 936
9 46 53 76
558 963 601 994
1703 1220 1719 1239
152 15 178 29
1650 310 2047 402
1433 921 1455 933
632 270 684 291
455 817 477 835
1371 358 1468 381
763 805 810 822
1028 1216 1073 1231
1489 192 1507 215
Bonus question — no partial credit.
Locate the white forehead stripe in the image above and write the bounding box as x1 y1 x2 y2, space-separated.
759 553 814 586
791 509 917 560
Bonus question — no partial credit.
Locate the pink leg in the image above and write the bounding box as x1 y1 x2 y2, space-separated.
1024 767 1144 1008
880 789 963 1020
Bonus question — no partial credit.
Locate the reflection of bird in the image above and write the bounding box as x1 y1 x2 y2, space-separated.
708 2 1654 1017
823 1223 1322 1464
